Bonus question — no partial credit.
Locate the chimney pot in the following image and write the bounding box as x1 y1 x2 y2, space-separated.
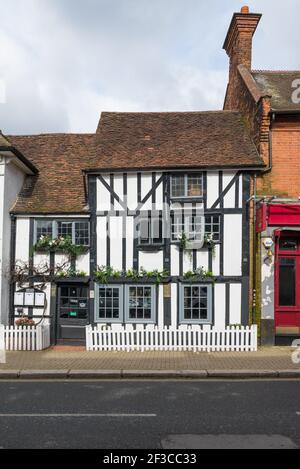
241 6 249 14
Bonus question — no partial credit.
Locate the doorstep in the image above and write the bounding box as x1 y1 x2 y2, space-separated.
50 345 86 351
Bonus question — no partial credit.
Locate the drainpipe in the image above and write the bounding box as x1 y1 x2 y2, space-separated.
252 113 274 324
252 173 257 324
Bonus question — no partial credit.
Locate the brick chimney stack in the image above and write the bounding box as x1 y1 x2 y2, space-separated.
223 6 261 109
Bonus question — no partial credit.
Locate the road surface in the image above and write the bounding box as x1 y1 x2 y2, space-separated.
0 380 299 449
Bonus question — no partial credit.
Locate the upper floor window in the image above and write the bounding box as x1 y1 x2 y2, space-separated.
204 215 221 242
171 213 204 242
171 173 203 198
137 214 163 246
171 213 221 243
35 219 90 246
36 220 53 240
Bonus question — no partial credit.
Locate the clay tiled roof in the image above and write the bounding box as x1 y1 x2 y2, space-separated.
252 71 300 111
8 111 263 214
9 133 95 214
93 111 263 171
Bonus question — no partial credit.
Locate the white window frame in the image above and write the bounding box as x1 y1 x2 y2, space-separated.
171 212 205 243
204 214 221 243
137 214 163 246
94 284 123 323
34 219 90 246
125 285 156 324
180 284 213 324
171 173 204 199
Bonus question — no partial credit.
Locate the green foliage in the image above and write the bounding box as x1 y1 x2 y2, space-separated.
183 267 214 281
57 268 87 278
33 235 87 257
95 266 170 285
204 234 216 257
178 231 189 250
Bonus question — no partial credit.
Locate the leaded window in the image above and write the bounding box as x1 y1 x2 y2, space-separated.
171 173 203 198
180 285 212 323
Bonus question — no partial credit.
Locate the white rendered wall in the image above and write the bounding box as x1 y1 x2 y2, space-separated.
0 160 26 324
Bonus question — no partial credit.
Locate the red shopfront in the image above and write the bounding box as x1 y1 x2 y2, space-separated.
258 204 300 334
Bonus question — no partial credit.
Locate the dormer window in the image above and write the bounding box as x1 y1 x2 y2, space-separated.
171 173 203 198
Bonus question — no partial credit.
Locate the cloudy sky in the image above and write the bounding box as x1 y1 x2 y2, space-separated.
0 0 299 135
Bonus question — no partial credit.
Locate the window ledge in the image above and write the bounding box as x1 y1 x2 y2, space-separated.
137 244 164 251
179 321 213 326
179 277 215 283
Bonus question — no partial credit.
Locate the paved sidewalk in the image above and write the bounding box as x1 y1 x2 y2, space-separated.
0 347 299 374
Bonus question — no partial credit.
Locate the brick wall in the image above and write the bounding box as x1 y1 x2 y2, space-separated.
257 119 300 197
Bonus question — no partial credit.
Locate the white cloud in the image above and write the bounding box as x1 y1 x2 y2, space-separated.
0 0 299 134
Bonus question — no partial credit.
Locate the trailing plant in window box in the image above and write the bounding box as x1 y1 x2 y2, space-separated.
183 267 214 281
139 268 170 284
33 235 88 257
95 266 123 284
57 268 87 279
94 266 170 285
178 231 189 250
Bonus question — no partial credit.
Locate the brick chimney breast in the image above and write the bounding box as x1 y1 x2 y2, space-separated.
223 9 262 110
241 6 250 14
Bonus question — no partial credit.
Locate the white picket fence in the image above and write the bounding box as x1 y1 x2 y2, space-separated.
86 324 258 353
0 324 51 351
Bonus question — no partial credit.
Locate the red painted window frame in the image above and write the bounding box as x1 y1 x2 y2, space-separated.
275 232 300 313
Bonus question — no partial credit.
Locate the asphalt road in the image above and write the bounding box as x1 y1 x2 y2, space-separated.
0 380 299 449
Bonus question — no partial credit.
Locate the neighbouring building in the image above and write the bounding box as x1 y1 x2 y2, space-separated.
0 133 37 326
223 6 300 345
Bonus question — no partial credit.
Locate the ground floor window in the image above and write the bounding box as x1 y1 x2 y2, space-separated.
95 285 123 322
95 284 156 323
180 284 212 324
125 285 156 322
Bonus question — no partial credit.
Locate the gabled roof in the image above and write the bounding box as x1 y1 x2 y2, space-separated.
8 111 264 215
93 111 263 171
0 131 38 174
9 134 94 214
251 71 300 111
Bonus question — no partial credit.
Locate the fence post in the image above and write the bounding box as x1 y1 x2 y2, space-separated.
0 325 5 351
